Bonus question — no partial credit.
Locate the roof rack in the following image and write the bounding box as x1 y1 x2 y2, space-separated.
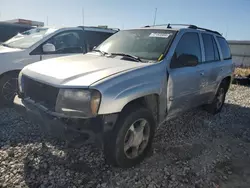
78 26 120 31
144 24 221 36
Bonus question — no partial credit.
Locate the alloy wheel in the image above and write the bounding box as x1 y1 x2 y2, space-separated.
124 118 150 159
2 78 18 101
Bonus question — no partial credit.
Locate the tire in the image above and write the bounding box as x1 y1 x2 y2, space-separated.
103 105 156 168
204 81 227 115
0 72 19 106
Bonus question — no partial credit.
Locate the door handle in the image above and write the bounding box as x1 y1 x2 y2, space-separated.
200 71 205 76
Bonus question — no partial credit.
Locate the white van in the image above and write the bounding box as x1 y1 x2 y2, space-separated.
0 26 118 104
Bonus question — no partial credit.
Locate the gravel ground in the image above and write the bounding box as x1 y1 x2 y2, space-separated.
0 85 250 188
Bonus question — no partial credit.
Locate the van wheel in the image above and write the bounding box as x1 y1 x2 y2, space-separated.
103 105 156 168
204 82 227 115
0 72 19 106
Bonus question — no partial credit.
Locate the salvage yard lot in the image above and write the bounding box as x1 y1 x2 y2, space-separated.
0 85 250 188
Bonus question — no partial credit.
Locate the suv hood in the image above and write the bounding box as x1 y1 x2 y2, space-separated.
22 53 152 87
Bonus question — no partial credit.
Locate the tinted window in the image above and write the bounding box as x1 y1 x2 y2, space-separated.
171 32 201 68
0 24 32 43
85 31 113 51
202 34 220 62
46 30 83 54
216 37 231 60
212 37 220 61
96 29 175 61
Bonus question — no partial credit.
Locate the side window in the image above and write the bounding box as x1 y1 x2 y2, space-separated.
46 30 83 54
212 37 220 61
202 33 220 62
84 31 113 51
216 37 231 60
171 32 201 68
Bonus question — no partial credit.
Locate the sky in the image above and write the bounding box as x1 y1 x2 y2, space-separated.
0 0 250 40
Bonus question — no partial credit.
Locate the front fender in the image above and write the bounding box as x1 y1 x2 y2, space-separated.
93 62 167 115
102 81 161 114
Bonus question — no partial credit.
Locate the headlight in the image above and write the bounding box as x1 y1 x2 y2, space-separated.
55 89 101 118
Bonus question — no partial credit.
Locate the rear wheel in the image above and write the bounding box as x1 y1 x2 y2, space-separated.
103 105 156 168
0 72 19 106
204 82 227 114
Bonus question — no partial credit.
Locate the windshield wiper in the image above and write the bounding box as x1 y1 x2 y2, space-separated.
111 53 142 62
92 49 108 56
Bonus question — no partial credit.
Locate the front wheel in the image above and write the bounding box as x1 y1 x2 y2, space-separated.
103 105 156 168
0 72 19 106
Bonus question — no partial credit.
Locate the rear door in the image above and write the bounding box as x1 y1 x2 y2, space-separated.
198 33 221 102
167 32 203 116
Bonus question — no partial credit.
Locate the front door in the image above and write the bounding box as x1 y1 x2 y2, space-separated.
167 32 203 117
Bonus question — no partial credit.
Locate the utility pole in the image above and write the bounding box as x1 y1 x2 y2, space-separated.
46 16 49 26
82 8 84 26
153 8 157 26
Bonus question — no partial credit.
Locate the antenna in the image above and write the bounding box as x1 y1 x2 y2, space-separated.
82 8 84 26
225 24 228 39
153 8 157 26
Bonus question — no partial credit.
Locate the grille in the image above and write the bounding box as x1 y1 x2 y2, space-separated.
23 76 59 110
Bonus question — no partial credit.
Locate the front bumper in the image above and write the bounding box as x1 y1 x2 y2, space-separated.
13 95 118 142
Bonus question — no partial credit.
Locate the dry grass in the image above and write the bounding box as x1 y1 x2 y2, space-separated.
234 68 250 77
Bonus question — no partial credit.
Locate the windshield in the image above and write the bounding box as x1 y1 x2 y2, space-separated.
96 29 175 61
2 27 57 49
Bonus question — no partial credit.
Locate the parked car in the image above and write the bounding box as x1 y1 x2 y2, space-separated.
0 26 118 105
14 24 233 168
0 22 33 43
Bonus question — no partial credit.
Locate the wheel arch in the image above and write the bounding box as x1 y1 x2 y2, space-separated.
221 76 232 92
0 70 21 79
120 94 160 124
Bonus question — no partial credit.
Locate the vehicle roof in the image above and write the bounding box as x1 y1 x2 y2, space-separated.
0 22 34 28
32 26 118 33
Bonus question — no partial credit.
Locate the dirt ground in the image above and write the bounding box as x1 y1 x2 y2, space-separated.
0 84 250 188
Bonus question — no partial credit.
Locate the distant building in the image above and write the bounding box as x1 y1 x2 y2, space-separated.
228 40 250 68
3 19 44 27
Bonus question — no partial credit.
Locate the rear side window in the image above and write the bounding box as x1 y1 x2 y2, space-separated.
202 33 220 62
216 37 231 60
84 31 114 51
175 32 201 62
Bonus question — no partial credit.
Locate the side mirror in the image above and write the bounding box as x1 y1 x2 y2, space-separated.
176 54 198 67
42 43 56 53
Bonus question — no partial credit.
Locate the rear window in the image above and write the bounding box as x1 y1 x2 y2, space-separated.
84 31 114 51
0 24 32 42
216 37 231 60
202 33 220 62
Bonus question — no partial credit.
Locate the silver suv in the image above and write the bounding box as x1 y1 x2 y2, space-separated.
14 24 234 168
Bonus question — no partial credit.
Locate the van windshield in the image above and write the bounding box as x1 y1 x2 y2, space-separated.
96 29 175 61
2 27 57 49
